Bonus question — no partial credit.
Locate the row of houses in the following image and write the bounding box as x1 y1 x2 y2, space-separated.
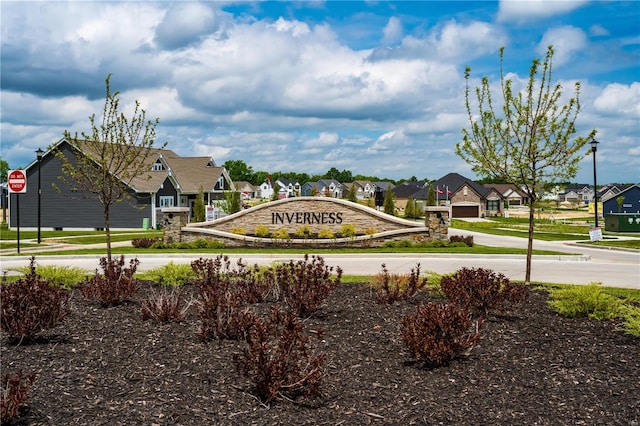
6 138 640 230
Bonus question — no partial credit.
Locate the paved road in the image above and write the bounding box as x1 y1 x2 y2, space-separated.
1 229 638 289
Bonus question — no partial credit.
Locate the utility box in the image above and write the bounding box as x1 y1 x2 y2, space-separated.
605 213 640 233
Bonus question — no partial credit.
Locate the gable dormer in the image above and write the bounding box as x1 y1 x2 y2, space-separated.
152 159 166 171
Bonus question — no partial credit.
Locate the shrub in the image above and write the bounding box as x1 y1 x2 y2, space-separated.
317 228 334 239
191 256 254 340
440 267 528 317
140 261 195 286
363 227 378 235
372 263 428 304
234 306 326 403
449 235 474 247
620 305 640 337
141 288 191 323
294 225 313 238
10 264 88 290
231 227 246 235
0 258 71 342
254 225 270 237
80 256 140 307
271 228 290 240
131 237 159 248
1 370 36 422
339 224 356 238
400 302 482 367
276 255 342 317
548 283 624 320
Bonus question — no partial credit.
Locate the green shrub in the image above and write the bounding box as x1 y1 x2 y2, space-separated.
139 261 195 286
231 227 246 235
10 264 89 290
548 283 624 320
317 229 334 239
294 225 313 238
339 224 356 238
254 225 270 237
619 305 640 337
272 228 290 240
363 227 377 235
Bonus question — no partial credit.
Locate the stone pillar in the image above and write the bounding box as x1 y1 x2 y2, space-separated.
161 207 190 243
424 206 450 241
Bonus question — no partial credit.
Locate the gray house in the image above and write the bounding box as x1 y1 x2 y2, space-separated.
8 138 233 230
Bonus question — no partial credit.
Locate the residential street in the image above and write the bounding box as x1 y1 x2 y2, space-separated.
1 228 638 289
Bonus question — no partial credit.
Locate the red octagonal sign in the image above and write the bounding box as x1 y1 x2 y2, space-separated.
8 169 27 193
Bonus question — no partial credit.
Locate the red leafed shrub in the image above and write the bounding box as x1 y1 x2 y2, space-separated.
141 288 191 323
0 258 71 342
131 237 159 248
400 302 482 367
1 370 36 421
80 256 140 307
191 256 253 340
449 235 474 247
440 267 528 317
234 306 326 403
276 255 342 317
372 263 428 304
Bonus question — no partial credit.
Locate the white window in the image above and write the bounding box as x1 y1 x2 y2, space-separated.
152 162 164 171
159 196 174 207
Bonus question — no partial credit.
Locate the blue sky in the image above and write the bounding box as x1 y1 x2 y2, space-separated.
1 1 638 184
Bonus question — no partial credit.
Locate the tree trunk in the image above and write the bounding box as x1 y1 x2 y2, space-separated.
104 205 112 263
525 201 535 285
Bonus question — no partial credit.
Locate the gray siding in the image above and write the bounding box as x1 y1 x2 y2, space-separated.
9 143 153 229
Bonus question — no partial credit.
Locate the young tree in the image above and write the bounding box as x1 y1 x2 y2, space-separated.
54 74 165 261
383 185 395 215
0 157 9 181
220 190 241 214
193 186 206 222
427 184 436 206
404 198 415 219
347 184 358 202
457 46 596 284
271 182 281 201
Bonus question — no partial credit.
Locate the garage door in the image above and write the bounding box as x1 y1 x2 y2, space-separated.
452 205 479 218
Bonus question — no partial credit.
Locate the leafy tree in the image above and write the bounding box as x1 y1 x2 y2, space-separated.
458 46 596 284
253 171 269 187
347 184 358 202
223 160 254 183
54 74 164 261
383 185 395 215
427 184 436 206
193 186 206 222
271 182 281 201
0 157 8 181
404 198 415 219
616 196 625 213
220 190 241 214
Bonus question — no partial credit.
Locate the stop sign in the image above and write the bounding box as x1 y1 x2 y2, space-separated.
8 169 27 193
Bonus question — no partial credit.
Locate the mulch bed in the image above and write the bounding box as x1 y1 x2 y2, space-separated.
2 281 639 425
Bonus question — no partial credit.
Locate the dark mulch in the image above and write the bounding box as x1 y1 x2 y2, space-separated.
2 281 639 425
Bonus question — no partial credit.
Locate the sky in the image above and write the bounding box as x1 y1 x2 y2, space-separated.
1 1 639 185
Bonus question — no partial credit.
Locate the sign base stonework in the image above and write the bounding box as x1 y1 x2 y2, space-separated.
177 197 448 248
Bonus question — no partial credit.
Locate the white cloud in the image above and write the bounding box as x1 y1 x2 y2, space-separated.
497 0 589 23
154 2 218 49
593 83 640 116
382 17 403 45
537 26 588 66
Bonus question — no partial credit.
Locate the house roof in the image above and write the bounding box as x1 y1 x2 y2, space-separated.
392 181 428 198
484 183 527 198
434 173 492 198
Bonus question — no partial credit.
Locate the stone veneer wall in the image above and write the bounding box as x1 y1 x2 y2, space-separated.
174 198 450 248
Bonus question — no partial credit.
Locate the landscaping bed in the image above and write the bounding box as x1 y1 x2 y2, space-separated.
2 281 639 425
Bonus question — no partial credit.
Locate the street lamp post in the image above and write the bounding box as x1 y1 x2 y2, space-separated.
590 139 599 229
35 148 44 244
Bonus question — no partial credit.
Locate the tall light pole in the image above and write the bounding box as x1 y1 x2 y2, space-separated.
590 139 599 228
36 148 44 244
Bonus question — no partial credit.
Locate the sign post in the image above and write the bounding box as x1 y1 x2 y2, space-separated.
8 170 27 253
